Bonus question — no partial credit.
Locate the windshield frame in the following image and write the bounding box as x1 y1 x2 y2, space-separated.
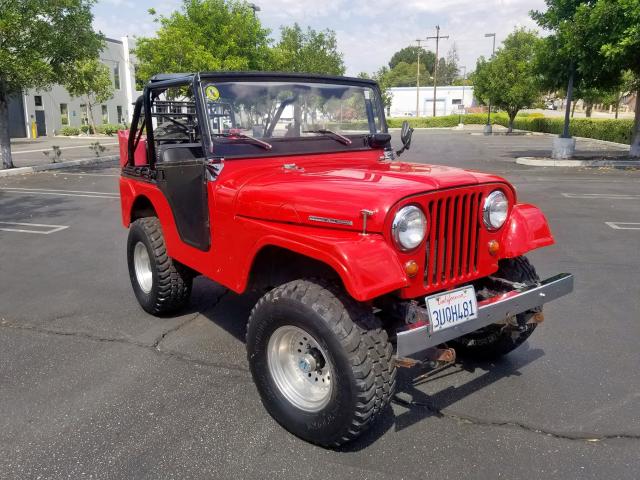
196 72 388 159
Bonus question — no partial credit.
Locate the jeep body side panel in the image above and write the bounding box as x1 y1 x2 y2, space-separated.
120 174 409 301
121 153 555 302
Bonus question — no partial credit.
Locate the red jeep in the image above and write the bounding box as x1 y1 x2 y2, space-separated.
119 72 573 447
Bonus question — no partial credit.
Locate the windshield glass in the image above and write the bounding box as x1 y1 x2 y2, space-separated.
200 81 384 143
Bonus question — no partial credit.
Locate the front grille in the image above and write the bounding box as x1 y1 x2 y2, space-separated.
424 190 484 287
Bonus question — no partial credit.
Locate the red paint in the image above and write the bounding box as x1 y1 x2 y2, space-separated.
120 150 555 301
117 130 147 167
502 204 554 258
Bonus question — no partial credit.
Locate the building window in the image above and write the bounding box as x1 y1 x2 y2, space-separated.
101 105 109 124
79 104 88 125
34 95 43 107
452 99 462 105
117 106 123 124
60 104 69 125
113 63 121 90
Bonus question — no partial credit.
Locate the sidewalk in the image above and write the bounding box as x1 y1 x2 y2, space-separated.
9 136 119 169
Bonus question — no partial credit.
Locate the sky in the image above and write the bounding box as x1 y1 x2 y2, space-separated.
92 0 548 76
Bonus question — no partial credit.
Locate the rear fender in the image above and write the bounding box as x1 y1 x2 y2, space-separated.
501 203 554 258
119 178 199 260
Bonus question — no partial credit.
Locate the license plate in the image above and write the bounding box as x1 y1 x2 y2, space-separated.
426 286 478 332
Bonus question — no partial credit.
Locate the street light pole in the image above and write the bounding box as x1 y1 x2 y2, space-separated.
427 26 448 117
484 33 496 134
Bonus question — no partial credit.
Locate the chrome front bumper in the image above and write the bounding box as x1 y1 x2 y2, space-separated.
396 273 574 358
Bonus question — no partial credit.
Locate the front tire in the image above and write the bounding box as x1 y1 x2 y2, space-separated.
246 279 396 447
451 256 540 360
127 217 193 316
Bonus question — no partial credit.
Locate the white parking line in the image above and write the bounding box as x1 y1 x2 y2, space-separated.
43 172 120 177
605 222 640 230
0 221 69 234
0 187 118 199
562 193 640 200
12 143 118 155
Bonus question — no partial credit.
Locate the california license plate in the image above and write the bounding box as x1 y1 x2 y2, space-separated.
426 286 478 332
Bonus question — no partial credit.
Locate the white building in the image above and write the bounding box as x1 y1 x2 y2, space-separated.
388 86 476 117
9 37 140 138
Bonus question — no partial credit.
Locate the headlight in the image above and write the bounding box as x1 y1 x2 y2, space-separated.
392 205 427 250
483 190 509 230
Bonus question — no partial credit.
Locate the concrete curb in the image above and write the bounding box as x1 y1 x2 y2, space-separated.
0 155 119 177
516 156 640 168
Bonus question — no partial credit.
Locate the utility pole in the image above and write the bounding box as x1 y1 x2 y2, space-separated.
427 25 448 117
484 33 496 134
415 38 428 117
458 65 467 127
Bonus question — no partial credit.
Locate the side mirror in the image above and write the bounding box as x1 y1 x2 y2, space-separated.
396 120 414 156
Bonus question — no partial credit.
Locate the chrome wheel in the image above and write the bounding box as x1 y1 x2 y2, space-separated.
133 241 153 294
267 325 333 412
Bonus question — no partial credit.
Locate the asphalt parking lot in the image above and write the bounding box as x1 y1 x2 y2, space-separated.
1 130 638 479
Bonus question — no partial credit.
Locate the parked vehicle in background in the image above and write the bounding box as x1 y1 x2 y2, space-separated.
118 72 573 447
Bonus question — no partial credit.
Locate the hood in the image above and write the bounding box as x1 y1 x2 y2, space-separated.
234 159 508 233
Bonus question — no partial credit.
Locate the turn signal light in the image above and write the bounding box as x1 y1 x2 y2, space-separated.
488 240 500 256
405 260 419 277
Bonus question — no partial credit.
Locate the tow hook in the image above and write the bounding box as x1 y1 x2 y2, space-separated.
396 347 458 386
530 312 545 324
396 347 456 368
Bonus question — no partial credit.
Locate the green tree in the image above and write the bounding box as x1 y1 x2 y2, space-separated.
133 0 271 82
65 58 114 135
389 46 436 74
531 1 626 138
384 61 431 87
359 68 393 108
373 67 393 109
473 29 542 133
269 24 345 75
0 0 103 169
572 0 640 155
440 44 460 85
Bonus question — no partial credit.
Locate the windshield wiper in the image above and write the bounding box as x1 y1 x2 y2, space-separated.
212 132 272 150
303 129 352 145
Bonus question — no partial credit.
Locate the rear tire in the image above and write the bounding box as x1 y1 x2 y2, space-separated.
246 279 396 447
127 217 193 315
451 256 540 360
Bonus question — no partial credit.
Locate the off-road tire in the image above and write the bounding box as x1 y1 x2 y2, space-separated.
451 256 540 360
246 279 396 447
127 217 193 315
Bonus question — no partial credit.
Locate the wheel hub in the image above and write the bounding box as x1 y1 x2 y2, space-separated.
297 354 316 373
133 242 153 294
267 326 333 412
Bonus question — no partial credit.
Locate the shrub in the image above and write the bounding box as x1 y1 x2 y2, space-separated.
387 112 509 129
96 123 126 136
388 113 634 145
493 116 634 144
59 126 80 136
79 124 95 134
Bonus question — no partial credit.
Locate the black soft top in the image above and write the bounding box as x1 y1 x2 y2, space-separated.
149 71 378 87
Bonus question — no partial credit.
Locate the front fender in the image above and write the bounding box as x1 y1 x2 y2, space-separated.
239 218 409 302
501 203 554 258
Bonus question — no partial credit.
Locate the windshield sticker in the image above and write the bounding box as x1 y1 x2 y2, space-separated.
205 85 220 102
